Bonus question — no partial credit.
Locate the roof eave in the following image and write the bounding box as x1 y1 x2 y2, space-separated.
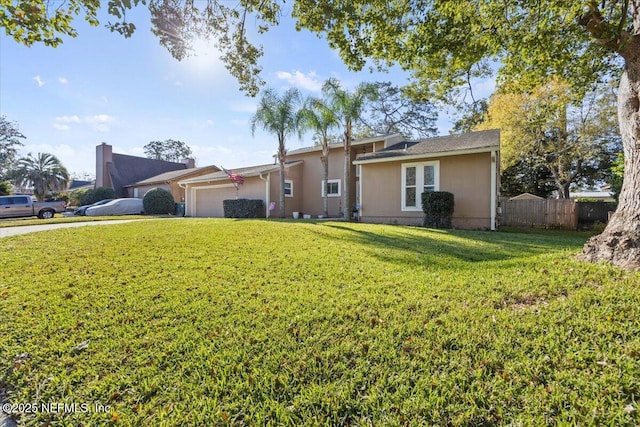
353 146 499 165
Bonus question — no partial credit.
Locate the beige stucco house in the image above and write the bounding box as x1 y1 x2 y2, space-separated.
354 129 500 230
179 129 500 229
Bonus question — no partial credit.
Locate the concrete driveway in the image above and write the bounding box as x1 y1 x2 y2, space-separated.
0 220 138 238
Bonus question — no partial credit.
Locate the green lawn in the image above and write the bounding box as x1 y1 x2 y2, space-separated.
0 214 161 228
1 220 639 426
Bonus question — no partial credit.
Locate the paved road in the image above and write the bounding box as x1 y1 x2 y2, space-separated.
0 220 138 238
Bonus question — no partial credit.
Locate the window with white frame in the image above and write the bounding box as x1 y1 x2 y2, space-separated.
284 180 293 197
401 161 439 211
321 179 341 197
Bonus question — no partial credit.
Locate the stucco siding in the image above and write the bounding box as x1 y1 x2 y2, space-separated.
286 141 383 217
359 152 494 229
286 149 345 217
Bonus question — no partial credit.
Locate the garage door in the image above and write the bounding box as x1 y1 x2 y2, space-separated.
195 187 238 217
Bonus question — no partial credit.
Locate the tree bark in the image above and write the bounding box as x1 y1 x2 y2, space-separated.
580 62 640 269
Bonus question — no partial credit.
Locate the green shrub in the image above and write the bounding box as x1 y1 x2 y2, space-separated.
0 180 12 196
422 191 454 228
44 192 69 203
143 188 175 214
68 188 89 207
223 199 265 218
83 187 116 205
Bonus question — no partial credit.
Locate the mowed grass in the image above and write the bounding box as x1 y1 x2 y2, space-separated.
0 214 159 228
1 219 639 426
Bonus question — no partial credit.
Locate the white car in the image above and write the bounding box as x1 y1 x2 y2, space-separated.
85 198 144 216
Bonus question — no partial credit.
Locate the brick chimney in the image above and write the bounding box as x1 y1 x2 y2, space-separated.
96 142 113 188
182 158 196 169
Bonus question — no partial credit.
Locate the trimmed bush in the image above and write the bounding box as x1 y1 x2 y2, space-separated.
422 191 454 228
143 188 175 214
223 199 265 218
83 187 116 205
0 180 12 196
69 188 89 207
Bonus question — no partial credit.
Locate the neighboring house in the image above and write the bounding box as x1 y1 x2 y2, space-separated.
180 130 500 230
95 143 217 200
570 190 616 202
353 129 500 230
125 166 220 202
509 193 545 201
68 179 95 192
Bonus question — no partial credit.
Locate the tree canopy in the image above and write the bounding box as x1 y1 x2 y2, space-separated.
9 152 69 201
143 139 193 163
0 115 25 180
478 78 621 198
358 82 438 139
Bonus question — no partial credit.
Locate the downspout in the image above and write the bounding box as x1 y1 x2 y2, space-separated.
260 172 270 218
490 150 497 231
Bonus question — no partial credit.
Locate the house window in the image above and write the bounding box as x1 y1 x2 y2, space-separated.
401 161 440 211
284 180 293 198
321 179 341 197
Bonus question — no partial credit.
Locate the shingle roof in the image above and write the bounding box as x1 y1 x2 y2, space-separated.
126 165 220 187
354 129 500 163
287 134 402 156
178 161 303 185
108 154 187 197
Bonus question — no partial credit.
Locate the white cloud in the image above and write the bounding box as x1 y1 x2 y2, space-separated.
56 115 82 123
53 114 117 132
58 77 68 84
86 114 115 124
276 70 322 92
33 75 45 87
175 81 183 86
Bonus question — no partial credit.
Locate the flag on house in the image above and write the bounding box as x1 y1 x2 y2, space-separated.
221 166 245 185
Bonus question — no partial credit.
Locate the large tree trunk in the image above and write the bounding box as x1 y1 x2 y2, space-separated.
580 63 640 269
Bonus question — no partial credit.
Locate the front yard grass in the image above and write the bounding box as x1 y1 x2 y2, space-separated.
1 220 639 426
0 214 165 228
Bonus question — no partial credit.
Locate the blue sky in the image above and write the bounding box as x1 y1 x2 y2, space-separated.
0 6 495 176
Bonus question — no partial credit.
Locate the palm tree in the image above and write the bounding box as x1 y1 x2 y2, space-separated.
10 153 69 201
300 96 340 217
251 88 303 218
322 78 376 220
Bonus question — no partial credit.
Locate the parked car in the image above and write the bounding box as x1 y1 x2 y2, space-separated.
73 199 114 216
85 198 144 216
0 195 67 219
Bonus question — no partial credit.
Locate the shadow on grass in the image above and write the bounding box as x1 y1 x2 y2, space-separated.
312 223 592 268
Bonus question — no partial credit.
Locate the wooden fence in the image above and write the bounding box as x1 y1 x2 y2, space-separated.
500 198 578 230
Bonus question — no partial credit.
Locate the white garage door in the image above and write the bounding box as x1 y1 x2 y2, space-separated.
195 187 238 217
